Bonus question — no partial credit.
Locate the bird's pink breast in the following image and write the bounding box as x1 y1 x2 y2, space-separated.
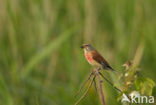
85 53 93 62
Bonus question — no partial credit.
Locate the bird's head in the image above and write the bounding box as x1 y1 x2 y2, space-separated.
81 44 95 52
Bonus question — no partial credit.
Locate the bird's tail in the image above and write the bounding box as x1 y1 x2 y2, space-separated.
107 66 118 74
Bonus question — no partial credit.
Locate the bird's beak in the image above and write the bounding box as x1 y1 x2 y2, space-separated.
81 45 84 49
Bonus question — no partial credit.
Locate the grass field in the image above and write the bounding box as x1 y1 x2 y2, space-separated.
0 0 156 105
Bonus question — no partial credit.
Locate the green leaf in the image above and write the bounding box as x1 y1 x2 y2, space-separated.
117 92 123 102
135 77 155 95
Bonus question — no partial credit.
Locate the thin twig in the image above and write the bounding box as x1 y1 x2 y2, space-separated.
74 75 95 105
74 72 93 97
99 72 122 93
95 68 105 105
93 76 97 92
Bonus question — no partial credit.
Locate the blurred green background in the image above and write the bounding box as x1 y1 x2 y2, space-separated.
0 0 156 105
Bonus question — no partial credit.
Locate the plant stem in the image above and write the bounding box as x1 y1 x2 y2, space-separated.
93 76 97 91
74 72 93 97
74 75 95 105
94 68 105 105
99 72 122 93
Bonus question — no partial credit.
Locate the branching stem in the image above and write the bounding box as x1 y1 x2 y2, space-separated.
94 68 105 105
99 72 122 93
74 75 95 105
75 68 122 105
74 72 93 97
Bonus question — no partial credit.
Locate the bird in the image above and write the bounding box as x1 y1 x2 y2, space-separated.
81 44 115 72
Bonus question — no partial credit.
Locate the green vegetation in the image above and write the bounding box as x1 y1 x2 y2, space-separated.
0 0 155 105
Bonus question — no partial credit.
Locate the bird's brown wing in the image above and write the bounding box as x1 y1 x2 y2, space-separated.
91 50 115 71
91 50 109 66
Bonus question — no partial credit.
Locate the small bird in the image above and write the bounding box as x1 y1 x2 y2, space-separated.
81 44 115 72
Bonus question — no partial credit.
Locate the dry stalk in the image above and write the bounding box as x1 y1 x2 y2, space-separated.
94 68 105 105
75 68 121 105
99 72 122 93
74 75 95 105
74 72 93 97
